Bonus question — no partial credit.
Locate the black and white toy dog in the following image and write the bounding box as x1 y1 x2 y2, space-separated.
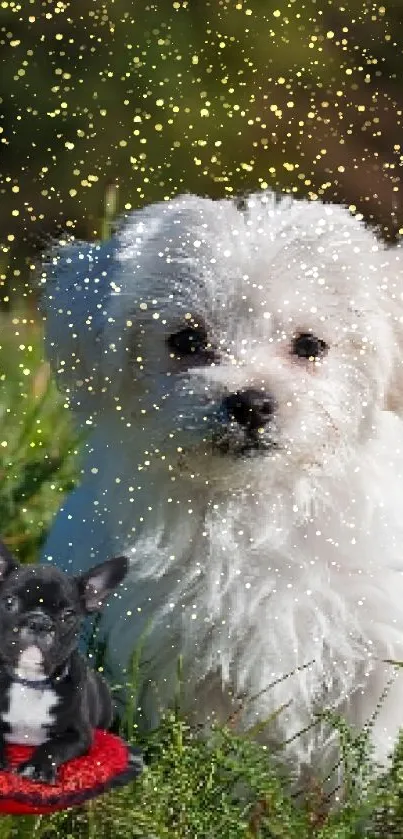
0 541 128 784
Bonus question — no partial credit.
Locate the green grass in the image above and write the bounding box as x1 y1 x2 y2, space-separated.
2 315 403 837
0 311 78 563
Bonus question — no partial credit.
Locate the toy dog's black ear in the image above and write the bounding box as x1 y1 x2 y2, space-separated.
0 541 19 582
75 556 129 613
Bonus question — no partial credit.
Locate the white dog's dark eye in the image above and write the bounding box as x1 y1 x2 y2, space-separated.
167 326 209 356
292 333 328 360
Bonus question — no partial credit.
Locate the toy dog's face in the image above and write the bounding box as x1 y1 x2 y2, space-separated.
104 195 399 485
0 545 128 676
0 567 82 675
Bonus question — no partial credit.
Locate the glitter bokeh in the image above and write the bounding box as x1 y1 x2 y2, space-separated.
2 0 403 293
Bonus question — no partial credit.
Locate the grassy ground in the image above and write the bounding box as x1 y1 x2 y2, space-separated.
2 316 403 837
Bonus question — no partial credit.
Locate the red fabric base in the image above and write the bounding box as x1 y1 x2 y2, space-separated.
0 730 143 814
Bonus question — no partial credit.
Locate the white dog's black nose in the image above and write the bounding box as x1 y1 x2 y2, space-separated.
222 389 276 432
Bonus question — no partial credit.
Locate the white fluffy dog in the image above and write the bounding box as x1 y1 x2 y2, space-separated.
41 191 403 774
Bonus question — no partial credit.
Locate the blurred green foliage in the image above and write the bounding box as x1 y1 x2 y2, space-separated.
0 313 77 562
2 0 403 300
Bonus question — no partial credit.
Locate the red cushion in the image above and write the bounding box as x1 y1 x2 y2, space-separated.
0 730 143 814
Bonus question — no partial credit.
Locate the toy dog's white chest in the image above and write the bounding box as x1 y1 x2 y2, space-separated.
3 648 58 746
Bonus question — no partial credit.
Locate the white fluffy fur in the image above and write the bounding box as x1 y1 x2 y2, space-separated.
40 191 403 774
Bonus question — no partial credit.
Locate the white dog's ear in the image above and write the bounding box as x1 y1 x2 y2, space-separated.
380 246 403 415
40 238 111 419
40 204 167 420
